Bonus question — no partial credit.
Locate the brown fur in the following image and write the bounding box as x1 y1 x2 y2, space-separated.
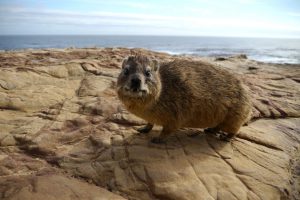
117 55 252 142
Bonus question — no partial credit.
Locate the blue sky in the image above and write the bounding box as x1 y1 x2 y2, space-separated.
0 0 300 37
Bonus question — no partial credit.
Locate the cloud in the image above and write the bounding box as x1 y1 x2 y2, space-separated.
288 12 300 17
182 7 213 15
70 0 152 9
1 6 300 36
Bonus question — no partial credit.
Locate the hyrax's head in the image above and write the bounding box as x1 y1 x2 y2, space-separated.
117 55 161 104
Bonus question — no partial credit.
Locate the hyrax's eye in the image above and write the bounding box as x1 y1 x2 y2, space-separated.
145 70 151 77
123 68 129 76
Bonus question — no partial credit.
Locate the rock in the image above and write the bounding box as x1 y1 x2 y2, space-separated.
215 57 227 61
0 135 16 146
248 66 259 70
0 174 125 200
0 48 299 200
231 54 248 59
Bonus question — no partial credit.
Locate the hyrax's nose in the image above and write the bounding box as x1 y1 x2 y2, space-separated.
131 77 141 90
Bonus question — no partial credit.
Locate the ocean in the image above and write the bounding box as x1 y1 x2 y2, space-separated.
0 35 300 64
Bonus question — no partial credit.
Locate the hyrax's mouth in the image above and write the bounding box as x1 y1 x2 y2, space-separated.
123 86 148 98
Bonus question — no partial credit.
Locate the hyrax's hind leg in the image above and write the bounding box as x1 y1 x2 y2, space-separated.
204 126 232 141
204 127 220 134
137 123 153 134
218 114 245 141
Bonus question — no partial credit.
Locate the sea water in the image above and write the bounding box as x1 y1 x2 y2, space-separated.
0 35 299 64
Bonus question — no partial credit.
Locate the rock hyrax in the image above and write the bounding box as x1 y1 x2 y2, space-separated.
117 55 252 143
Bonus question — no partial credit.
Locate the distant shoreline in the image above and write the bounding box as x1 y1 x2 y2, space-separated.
1 35 300 64
1 47 300 67
0 35 300 64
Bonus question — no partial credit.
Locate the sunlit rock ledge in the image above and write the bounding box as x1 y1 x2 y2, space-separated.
0 48 299 200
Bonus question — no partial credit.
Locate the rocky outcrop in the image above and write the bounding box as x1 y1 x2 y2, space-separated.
0 48 299 200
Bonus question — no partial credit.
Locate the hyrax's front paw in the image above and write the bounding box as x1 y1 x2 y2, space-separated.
204 127 219 134
137 123 153 134
151 137 166 144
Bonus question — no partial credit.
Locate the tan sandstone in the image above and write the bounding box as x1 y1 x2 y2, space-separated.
0 48 299 200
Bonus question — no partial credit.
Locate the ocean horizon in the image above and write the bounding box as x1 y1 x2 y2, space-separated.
1 35 300 64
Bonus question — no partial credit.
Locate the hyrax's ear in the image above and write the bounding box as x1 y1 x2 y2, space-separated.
152 59 159 72
121 58 128 69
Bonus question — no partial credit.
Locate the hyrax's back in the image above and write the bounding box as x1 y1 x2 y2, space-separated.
157 59 252 137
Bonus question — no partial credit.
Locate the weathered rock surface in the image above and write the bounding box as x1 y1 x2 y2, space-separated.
0 48 299 200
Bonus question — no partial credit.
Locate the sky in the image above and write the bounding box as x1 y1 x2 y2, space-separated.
0 0 300 38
